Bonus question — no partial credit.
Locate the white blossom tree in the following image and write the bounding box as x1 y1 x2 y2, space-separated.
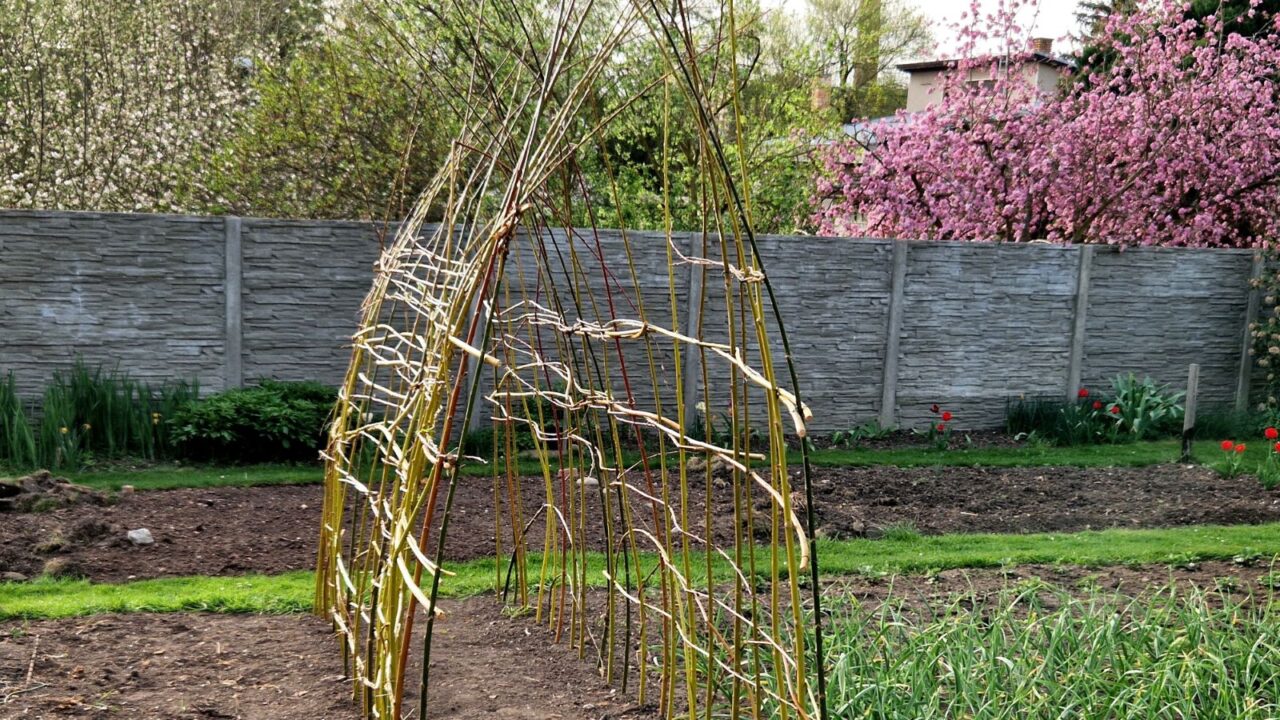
0 0 318 212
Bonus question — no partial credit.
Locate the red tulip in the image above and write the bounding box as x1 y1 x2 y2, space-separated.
1222 439 1237 451
1236 444 1247 454
1273 441 1280 453
930 403 940 414
1078 388 1089 398
1266 427 1278 440
937 423 946 432
1092 400 1103 410
941 411 952 422
1109 405 1121 415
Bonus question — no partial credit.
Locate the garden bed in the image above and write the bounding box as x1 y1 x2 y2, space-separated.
3 560 1276 719
2 463 1278 583
798 428 1022 451
0 596 653 719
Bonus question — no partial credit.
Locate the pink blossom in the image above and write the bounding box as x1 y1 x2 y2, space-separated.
813 0 1280 248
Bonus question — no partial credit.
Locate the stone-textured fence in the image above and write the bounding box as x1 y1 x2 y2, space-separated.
0 210 1259 432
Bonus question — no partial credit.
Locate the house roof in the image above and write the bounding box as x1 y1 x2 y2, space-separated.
897 52 1074 73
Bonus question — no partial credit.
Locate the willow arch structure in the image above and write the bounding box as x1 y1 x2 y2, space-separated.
314 2 827 718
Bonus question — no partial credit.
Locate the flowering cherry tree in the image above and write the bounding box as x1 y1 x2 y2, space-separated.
813 0 1280 247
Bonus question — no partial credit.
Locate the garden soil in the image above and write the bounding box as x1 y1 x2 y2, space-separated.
2 560 1274 718
0 596 657 719
2 463 1279 583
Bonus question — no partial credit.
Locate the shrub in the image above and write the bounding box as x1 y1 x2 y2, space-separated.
1005 375 1184 446
1006 395 1109 445
169 380 336 463
1108 373 1184 440
459 425 537 457
1195 408 1268 440
830 420 894 449
3 361 201 471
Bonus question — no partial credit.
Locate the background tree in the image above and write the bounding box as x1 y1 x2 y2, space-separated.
813 0 1280 247
576 0 931 233
575 0 835 232
0 0 319 213
805 0 931 120
1075 0 1277 76
194 1 458 220
0 0 923 232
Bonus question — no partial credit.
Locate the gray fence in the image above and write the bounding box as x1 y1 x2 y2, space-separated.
0 210 1259 432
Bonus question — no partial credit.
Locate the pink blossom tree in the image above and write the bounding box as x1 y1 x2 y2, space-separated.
813 0 1280 247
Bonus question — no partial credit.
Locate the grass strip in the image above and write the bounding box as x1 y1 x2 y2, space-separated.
809 438 1218 469
5 523 1280 621
814 522 1280 575
46 438 1237 494
0 556 507 621
63 464 323 491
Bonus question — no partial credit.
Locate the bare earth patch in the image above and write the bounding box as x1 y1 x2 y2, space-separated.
1 463 1277 583
0 597 657 720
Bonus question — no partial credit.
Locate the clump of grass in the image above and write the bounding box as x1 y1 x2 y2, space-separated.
38 374 82 470
1195 407 1267 441
0 371 37 469
1005 395 1073 439
799 584 1280 719
878 521 921 542
25 360 200 470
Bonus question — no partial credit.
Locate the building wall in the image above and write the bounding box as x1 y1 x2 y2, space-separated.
904 68 943 112
903 61 1067 113
0 210 1259 433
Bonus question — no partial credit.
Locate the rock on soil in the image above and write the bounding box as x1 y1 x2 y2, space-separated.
0 470 109 512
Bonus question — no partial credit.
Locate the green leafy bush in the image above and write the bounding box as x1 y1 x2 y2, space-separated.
169 380 335 463
1006 395 1110 445
1195 408 1268 440
831 420 894 449
1108 373 1184 440
1006 375 1184 446
459 425 538 457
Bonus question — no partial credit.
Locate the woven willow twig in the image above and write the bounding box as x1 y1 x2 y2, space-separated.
315 2 827 718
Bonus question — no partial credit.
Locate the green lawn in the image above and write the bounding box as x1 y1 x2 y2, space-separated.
807 438 1244 469
63 463 323 491
39 438 1235 494
815 522 1280 575
5 522 1278 620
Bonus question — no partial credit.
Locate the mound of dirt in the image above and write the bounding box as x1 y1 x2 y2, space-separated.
0 470 109 512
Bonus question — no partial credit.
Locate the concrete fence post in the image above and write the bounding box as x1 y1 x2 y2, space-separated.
1065 245 1094 401
1236 253 1265 411
224 216 244 390
878 240 908 428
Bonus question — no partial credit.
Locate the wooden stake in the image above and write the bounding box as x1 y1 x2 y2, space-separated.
1182 363 1200 463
